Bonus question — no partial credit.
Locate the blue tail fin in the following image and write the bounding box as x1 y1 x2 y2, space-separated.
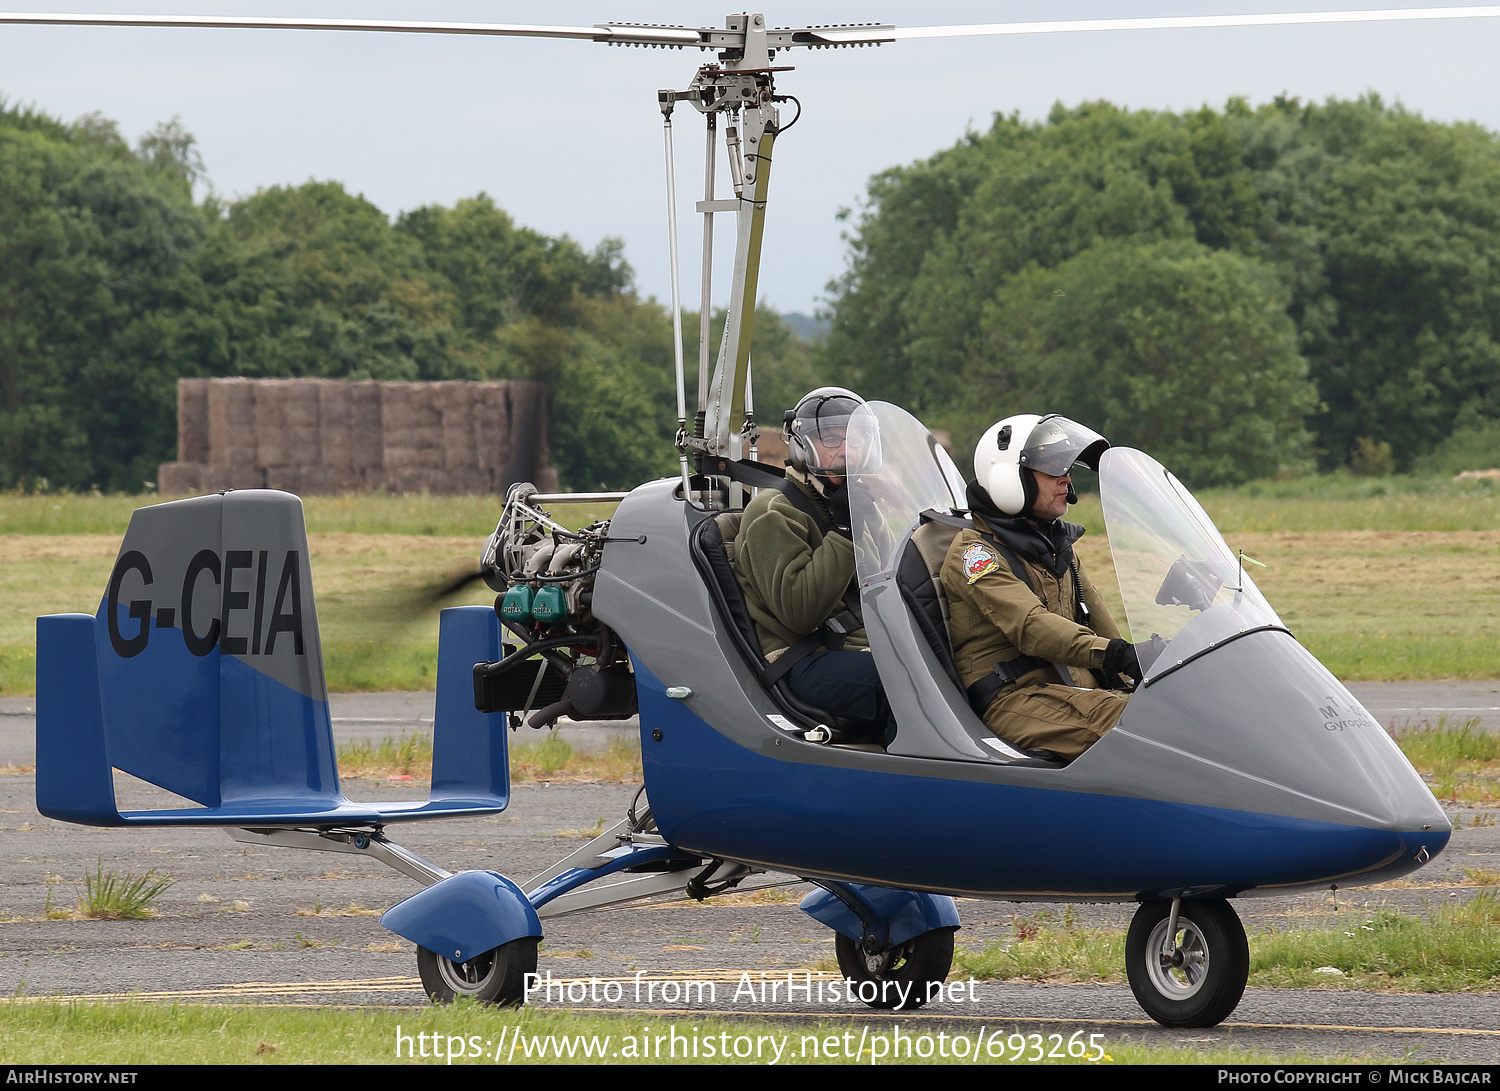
37 490 508 826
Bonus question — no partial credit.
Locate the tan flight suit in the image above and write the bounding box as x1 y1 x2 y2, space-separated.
941 513 1128 760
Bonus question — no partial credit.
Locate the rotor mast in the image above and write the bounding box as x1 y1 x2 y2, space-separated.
652 13 895 501
660 13 781 474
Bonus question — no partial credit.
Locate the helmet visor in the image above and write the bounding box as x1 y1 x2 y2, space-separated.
1018 416 1109 477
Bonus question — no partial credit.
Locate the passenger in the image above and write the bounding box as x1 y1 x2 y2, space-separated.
733 387 895 744
943 414 1147 761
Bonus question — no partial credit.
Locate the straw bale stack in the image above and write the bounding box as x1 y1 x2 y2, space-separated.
158 378 555 496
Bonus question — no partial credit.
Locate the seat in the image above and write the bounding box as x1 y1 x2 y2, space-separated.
689 511 864 741
893 513 1064 766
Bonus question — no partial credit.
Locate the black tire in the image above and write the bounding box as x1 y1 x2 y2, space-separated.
834 928 955 1010
1125 899 1248 1028
417 937 539 1006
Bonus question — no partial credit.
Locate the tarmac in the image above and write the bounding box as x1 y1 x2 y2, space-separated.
0 684 1496 1063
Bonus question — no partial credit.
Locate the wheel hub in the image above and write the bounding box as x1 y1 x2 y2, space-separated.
1145 917 1209 999
436 949 499 995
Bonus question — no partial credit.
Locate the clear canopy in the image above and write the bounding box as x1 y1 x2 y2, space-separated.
1098 447 1282 652
845 414 1284 684
844 401 966 583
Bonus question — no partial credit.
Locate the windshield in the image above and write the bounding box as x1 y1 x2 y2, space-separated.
1098 448 1282 650
844 402 965 582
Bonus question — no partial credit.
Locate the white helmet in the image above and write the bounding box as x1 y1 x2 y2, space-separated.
974 414 1109 516
785 387 863 478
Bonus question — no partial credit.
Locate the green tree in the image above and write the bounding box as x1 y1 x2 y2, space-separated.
967 239 1316 486
0 104 205 491
1294 99 1500 467
0 103 830 494
824 96 1500 476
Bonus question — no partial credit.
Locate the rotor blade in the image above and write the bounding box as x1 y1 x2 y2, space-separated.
0 12 701 45
891 5 1500 40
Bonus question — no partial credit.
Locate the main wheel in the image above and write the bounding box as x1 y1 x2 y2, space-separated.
1125 899 1248 1028
834 928 955 1010
417 937 539 1006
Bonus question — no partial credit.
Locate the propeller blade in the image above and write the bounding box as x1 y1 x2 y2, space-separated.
892 5 1500 40
431 569 491 601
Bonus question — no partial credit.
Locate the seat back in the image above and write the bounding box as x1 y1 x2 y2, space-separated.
895 520 966 692
689 511 852 733
891 514 1064 766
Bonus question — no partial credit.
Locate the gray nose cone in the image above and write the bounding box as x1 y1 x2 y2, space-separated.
1101 629 1449 836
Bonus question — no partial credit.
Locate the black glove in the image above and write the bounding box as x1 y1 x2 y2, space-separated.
1103 638 1142 689
823 483 853 538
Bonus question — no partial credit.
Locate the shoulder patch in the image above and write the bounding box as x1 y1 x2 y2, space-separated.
961 542 1000 584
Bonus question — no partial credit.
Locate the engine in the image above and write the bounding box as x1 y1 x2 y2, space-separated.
471 483 637 729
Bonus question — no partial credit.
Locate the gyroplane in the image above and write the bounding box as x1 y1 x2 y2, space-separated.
24 7 1461 1027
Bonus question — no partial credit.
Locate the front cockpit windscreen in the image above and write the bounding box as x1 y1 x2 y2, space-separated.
1098 447 1283 671
844 402 964 584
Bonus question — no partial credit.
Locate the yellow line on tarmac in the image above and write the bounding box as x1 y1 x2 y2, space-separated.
0 969 760 1004
3 977 425 1002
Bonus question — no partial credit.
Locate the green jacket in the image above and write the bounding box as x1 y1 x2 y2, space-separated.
732 471 869 658
941 512 1121 692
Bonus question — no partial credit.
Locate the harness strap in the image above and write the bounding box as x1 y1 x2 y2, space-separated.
965 654 1054 716
759 478 862 661
775 477 833 533
761 632 829 686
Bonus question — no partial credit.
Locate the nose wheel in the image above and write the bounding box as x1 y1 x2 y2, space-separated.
1125 898 1248 1027
834 928 956 1010
417 937 539 1006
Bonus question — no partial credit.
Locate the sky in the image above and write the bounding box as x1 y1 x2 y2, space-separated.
4 2 1500 314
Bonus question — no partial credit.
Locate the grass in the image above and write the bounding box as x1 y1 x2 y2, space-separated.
0 532 499 695
1065 471 1500 536
333 732 642 784
949 895 1500 993
952 908 1124 985
1073 529 1500 681
0 492 619 537
515 735 641 783
1393 718 1500 766
1249 894 1500 991
335 734 435 780
3 487 1498 694
0 1001 1377 1065
65 865 174 921
1391 718 1500 805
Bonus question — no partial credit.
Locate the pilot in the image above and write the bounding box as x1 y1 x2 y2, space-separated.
732 387 894 744
943 414 1147 761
